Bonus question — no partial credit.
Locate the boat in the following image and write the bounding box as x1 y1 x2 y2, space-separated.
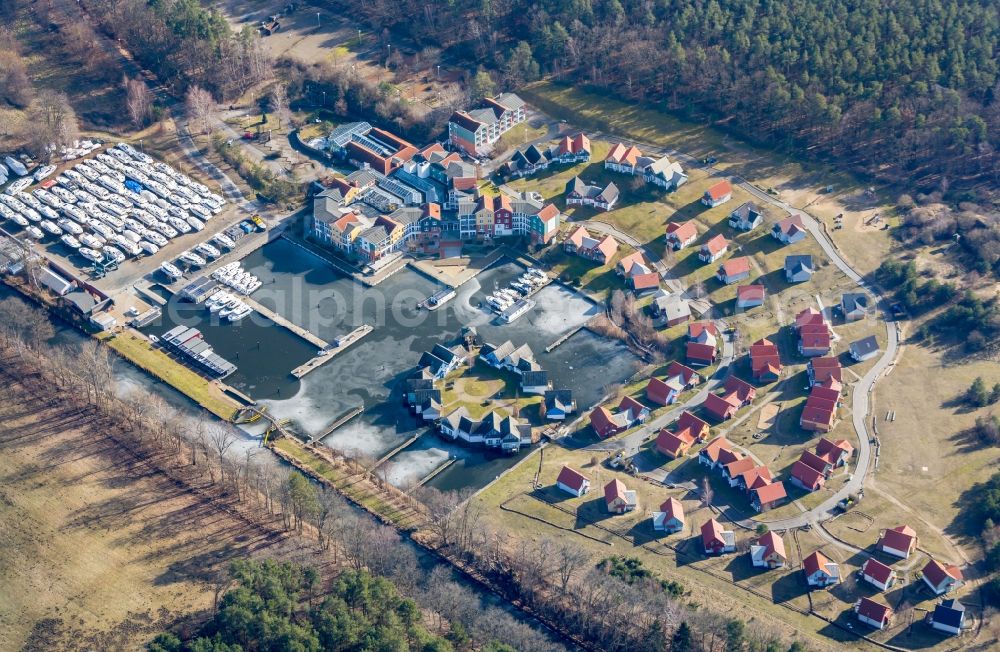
60 234 82 249
39 220 63 236
110 235 141 256
244 279 262 294
38 206 59 220
142 230 167 247
195 242 219 258
75 164 99 181
20 207 41 222
102 245 126 264
227 304 252 322
208 293 232 312
33 165 56 182
57 218 83 235
218 298 243 318
185 216 205 231
5 178 32 194
138 240 159 255
152 222 178 239
179 251 206 267
80 233 104 249
8 213 28 227
17 192 42 209
24 225 44 239
4 156 27 176
91 222 115 240
79 247 103 263
211 233 235 250
168 217 191 233
160 261 183 280
122 229 143 243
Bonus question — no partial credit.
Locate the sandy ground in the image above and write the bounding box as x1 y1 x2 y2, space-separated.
0 377 325 651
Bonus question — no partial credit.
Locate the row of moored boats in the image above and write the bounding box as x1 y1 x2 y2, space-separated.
485 268 547 314
211 262 262 296
204 289 253 322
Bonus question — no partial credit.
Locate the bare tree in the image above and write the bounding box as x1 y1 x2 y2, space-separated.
25 90 78 159
124 75 153 128
207 424 237 484
554 540 590 593
418 486 462 546
700 475 714 507
185 85 216 135
269 82 290 129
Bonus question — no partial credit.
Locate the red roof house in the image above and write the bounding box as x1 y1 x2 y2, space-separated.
737 284 766 309
698 436 741 468
556 466 591 497
799 450 834 477
590 406 626 438
803 551 840 586
795 307 827 330
666 221 698 250
702 180 733 207
750 531 787 568
922 559 963 595
717 256 751 284
856 597 893 630
700 234 730 263
701 518 736 555
877 525 918 559
799 323 833 357
808 356 843 386
604 478 638 514
815 438 854 467
752 481 788 512
790 460 826 491
688 321 720 343
675 411 711 442
703 392 741 421
652 497 686 533
686 342 718 367
656 428 695 459
861 558 896 591
749 338 782 382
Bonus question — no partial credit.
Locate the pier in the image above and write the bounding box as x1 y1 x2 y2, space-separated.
409 458 457 491
290 324 374 378
311 405 364 443
241 296 329 349
545 325 586 352
373 431 423 468
133 283 167 306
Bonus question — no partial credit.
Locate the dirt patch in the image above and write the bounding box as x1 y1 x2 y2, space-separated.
757 403 780 430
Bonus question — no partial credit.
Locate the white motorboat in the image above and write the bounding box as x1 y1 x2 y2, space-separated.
8 213 29 227
33 165 56 182
142 230 167 247
5 178 32 194
218 299 243 318
100 213 125 231
209 293 233 312
91 222 115 240
187 203 211 220
138 240 159 255
80 233 104 249
72 188 97 204
244 279 262 294
60 234 82 249
227 304 252 322
19 207 41 222
0 204 17 220
211 233 235 250
195 242 219 259
63 169 84 184
17 192 42 210
102 246 126 264
75 164 99 181
122 229 142 243
39 220 63 236
38 205 59 220
57 218 83 235
179 251 206 267
110 234 141 256
160 261 183 280
102 202 128 218
124 218 145 233
185 216 205 231
24 225 45 239
79 247 103 263
4 156 27 176
152 222 178 238
168 217 191 233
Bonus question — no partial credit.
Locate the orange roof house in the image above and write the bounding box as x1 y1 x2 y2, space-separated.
656 428 695 459
700 234 730 263
675 411 710 442
717 256 751 283
702 180 733 207
749 338 782 381
751 481 788 512
698 436 741 468
666 221 698 249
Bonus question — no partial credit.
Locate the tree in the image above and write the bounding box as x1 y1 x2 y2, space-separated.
25 90 78 159
700 476 714 507
185 85 216 134
269 82 290 129
124 76 153 128
672 622 694 652
967 377 990 407
287 471 319 532
504 41 540 87
554 540 589 592
468 68 496 102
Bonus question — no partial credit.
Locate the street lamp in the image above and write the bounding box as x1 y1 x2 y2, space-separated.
316 11 320 27
322 91 326 106
357 28 362 45
436 64 440 79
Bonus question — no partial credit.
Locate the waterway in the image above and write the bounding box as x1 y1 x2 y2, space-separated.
236 238 641 491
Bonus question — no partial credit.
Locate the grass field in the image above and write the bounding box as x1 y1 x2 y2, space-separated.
107 332 240 419
0 376 315 651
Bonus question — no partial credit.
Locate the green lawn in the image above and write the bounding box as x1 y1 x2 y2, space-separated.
107 332 239 419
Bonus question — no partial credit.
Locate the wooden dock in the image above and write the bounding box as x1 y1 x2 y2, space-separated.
242 296 329 350
545 325 586 352
310 405 364 443
373 431 423 468
410 458 457 490
290 324 374 379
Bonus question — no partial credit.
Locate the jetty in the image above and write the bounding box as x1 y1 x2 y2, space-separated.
311 405 364 443
373 431 423 468
409 458 457 491
242 296 329 350
419 288 456 311
290 324 374 378
545 324 586 352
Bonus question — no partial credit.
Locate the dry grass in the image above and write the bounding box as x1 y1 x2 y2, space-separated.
0 381 320 651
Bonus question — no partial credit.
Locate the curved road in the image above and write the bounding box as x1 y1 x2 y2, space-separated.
554 122 900 529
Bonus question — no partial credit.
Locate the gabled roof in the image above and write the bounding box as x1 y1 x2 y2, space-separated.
704 392 739 418
688 321 720 343
857 597 892 624
774 214 805 235
703 234 729 256
566 225 590 248
686 342 717 363
665 361 700 385
803 550 835 577
617 251 649 276
932 599 965 628
842 292 870 313
737 284 765 303
704 180 733 201
558 133 591 155
647 377 676 405
618 395 648 418
753 480 787 505
862 558 895 585
660 497 685 522
785 254 815 275
699 436 736 463
850 335 880 357
605 143 643 166
923 559 963 586
791 460 825 489
701 518 728 548
595 235 619 259
656 428 695 456
879 525 917 552
724 457 756 478
556 466 589 492
755 531 786 560
723 376 756 403
666 221 698 242
544 389 574 412
816 437 854 461
604 478 634 507
676 411 709 437
720 255 750 276
795 307 826 330
730 201 762 221
799 450 831 473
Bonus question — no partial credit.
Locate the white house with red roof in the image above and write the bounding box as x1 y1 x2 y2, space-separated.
556 466 590 497
552 133 591 164
877 525 918 559
702 180 733 207
646 362 702 406
666 221 698 250
652 497 685 533
790 460 826 492
772 215 807 244
803 551 840 587
686 323 719 367
698 436 742 469
699 234 730 263
923 559 963 595
564 226 619 265
749 338 782 382
750 531 787 568
856 597 893 630
716 256 751 283
604 478 638 514
861 558 897 591
701 518 736 555
751 481 788 512
736 284 766 309
815 437 854 467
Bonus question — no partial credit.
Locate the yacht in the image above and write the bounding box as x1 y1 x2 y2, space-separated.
178 251 206 267
211 233 235 250
80 233 105 249
19 207 41 222
91 222 115 240
244 279 262 294
218 298 243 318
195 242 220 259
60 234 82 249
24 225 45 239
79 247 103 263
227 304 252 322
122 229 143 243
102 246 126 264
57 218 83 235
168 216 192 233
4 156 27 176
39 220 63 236
5 178 32 194
17 192 42 210
142 230 167 247
152 222 178 239
138 240 159 255
160 261 183 281
185 216 205 231
38 205 59 220
33 165 56 182
8 213 29 227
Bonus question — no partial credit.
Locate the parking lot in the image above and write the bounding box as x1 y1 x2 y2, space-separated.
1 143 260 294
